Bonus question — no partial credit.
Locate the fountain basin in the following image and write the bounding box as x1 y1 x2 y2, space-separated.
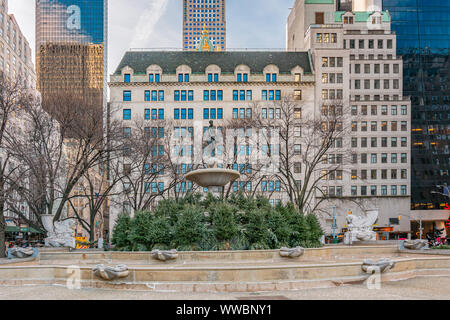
185 169 240 188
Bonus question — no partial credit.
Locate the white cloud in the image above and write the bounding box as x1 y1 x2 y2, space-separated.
129 0 169 49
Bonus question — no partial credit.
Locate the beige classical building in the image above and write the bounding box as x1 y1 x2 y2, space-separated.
108 51 315 233
108 0 413 241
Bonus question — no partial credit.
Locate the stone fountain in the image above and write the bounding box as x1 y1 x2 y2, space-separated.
185 121 240 188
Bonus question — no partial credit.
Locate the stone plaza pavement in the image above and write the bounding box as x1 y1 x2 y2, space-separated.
0 276 448 300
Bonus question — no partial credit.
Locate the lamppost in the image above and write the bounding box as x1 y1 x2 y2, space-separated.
331 206 337 240
398 214 424 240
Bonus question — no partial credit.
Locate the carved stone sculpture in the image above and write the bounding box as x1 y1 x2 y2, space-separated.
92 264 129 281
151 249 179 261
403 239 428 250
362 258 396 274
344 209 378 244
9 247 35 259
41 215 76 248
279 246 305 258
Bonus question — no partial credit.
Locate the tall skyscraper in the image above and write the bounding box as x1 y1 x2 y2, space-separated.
183 0 226 51
0 0 35 87
35 0 107 113
383 0 450 212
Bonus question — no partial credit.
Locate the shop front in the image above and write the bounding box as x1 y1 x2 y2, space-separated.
5 226 44 244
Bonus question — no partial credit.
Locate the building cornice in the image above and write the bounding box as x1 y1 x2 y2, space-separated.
109 81 316 87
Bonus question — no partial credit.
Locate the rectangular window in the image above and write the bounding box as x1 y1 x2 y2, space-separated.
124 74 130 83
188 108 193 120
123 91 131 101
123 109 131 120
211 90 217 101
174 109 180 120
155 74 160 83
233 90 238 101
158 109 164 120
203 108 209 120
266 74 271 82
269 90 274 101
391 121 397 131
240 90 245 101
204 90 209 101
181 91 187 101
159 91 164 101
152 90 157 101
272 74 277 82
174 91 180 101
188 90 193 101
391 186 397 196
275 90 281 101
262 90 267 101
149 74 154 83
145 90 150 101
243 74 248 82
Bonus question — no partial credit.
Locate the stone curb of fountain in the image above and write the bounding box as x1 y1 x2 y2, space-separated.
0 257 38 265
399 249 450 256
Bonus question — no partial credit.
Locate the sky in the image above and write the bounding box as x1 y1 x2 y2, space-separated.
9 0 294 76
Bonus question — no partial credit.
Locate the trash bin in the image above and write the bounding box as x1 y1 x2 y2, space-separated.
332 238 339 244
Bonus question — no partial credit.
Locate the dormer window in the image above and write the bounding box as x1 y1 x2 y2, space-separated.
124 73 130 83
266 73 277 82
178 73 190 83
344 16 354 24
208 73 219 82
149 74 160 83
236 73 248 83
372 16 382 24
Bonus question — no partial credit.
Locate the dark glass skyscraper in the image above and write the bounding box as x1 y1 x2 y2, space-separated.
36 0 108 113
383 0 450 210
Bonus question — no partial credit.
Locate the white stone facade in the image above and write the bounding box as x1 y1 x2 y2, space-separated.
288 0 412 238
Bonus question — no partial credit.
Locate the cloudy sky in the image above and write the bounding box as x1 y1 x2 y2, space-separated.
9 0 294 75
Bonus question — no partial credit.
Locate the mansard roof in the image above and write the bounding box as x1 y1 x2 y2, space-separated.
114 51 312 75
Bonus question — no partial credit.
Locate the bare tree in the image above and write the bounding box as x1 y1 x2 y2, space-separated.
0 74 32 257
6 92 123 241
247 97 351 215
113 118 174 212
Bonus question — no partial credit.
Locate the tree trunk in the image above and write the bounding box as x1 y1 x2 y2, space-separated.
0 201 6 258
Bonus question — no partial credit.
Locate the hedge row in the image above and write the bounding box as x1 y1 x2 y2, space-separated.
112 193 324 251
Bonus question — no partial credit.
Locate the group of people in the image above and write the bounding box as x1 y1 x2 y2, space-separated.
4 239 32 256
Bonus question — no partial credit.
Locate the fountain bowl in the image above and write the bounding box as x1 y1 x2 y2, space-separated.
185 169 240 188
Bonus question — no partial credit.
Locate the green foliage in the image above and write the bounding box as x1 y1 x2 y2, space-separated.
211 203 239 241
111 213 132 251
431 245 450 250
174 205 207 249
112 194 324 252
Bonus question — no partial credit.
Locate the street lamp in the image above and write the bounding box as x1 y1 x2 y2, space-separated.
398 214 424 240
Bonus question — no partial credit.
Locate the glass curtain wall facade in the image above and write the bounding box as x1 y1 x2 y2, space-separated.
36 0 107 115
383 0 450 210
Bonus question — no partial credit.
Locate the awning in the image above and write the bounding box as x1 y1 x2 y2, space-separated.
5 226 43 234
